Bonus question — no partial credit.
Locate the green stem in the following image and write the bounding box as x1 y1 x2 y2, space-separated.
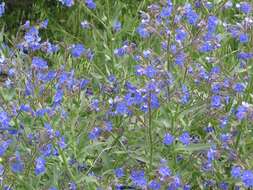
148 92 153 172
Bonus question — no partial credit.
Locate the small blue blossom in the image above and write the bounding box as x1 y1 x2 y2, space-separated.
175 53 185 66
35 156 46 175
113 20 121 32
130 170 147 187
10 152 24 173
199 42 214 52
179 132 191 145
114 167 124 178
88 127 101 140
54 89 64 104
237 52 253 60
81 20 90 29
145 66 156 78
233 83 245 93
241 170 253 188
32 57 48 70
85 0 96 9
231 166 241 179
59 0 74 7
207 16 219 33
160 6 173 18
58 137 67 149
115 102 129 115
69 182 77 190
181 85 190 104
239 33 249 43
137 25 150 38
0 2 5 17
211 95 222 108
149 180 161 190
175 29 187 42
183 184 191 190
168 176 181 190
163 133 174 145
114 47 126 57
0 164 4 175
207 147 217 162
71 44 85 58
237 2 252 14
49 187 58 190
159 166 171 177
236 105 248 120
186 8 199 25
0 140 12 156
219 182 229 190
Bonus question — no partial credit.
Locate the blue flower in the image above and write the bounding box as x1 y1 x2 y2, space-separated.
40 144 52 157
81 20 90 29
91 99 99 111
85 0 96 9
0 164 4 175
145 66 156 78
0 111 11 129
233 83 245 93
115 102 129 115
88 127 101 140
237 52 253 60
69 182 77 190
11 156 24 174
41 41 59 54
149 180 161 190
160 6 173 18
207 147 217 162
237 2 252 14
231 166 241 179
241 170 253 188
207 16 218 33
114 167 124 178
211 95 221 108
179 132 191 145
0 2 5 17
175 53 185 66
54 89 64 104
181 85 190 104
211 83 222 94
114 47 126 57
113 20 121 32
183 184 191 190
58 137 67 149
71 44 85 58
239 33 249 43
35 156 46 175
59 0 74 7
168 176 181 190
130 170 147 187
40 19 49 29
0 140 12 156
32 57 48 70
199 42 214 52
236 105 248 120
136 25 150 38
186 9 199 25
49 187 57 190
163 133 174 145
24 27 41 51
219 182 228 190
159 166 171 177
175 29 187 42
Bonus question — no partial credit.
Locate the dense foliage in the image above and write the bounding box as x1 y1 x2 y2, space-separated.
0 0 253 189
